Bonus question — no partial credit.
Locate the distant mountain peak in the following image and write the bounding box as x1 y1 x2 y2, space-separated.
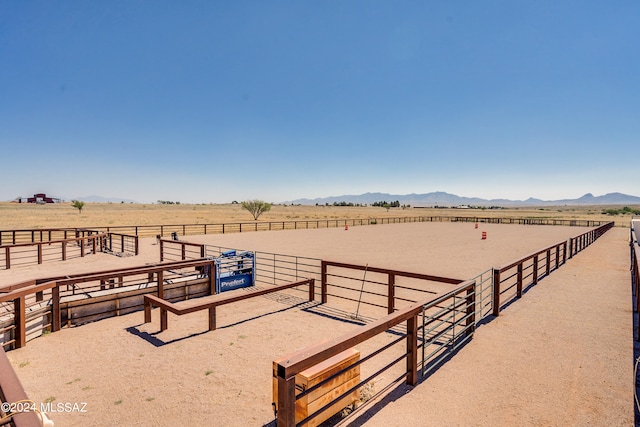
283 191 640 207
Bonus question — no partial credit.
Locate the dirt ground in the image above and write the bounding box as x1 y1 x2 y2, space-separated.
2 222 633 426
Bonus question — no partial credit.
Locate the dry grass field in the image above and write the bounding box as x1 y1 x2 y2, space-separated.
0 201 634 426
0 201 635 230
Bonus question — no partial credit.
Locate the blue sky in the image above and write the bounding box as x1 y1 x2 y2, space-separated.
1 1 638 204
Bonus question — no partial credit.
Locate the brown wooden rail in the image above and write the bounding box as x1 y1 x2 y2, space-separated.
0 259 216 349
0 347 42 426
144 279 315 332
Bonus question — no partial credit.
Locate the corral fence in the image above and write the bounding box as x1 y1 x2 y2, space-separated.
631 219 640 341
160 239 323 301
493 221 615 316
0 221 616 427
0 229 138 270
74 216 610 239
272 221 615 426
320 261 464 320
0 259 216 351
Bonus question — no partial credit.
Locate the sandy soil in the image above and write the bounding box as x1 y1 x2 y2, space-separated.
2 222 633 426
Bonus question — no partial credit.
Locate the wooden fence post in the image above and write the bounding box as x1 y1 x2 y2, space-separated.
276 370 296 427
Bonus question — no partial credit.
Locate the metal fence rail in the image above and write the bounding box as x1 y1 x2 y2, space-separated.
631 219 640 341
0 216 608 241
492 222 614 316
273 280 476 426
0 232 138 270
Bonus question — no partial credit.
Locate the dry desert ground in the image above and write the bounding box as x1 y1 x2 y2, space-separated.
1 220 634 426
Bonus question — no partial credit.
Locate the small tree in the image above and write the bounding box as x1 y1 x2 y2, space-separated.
71 200 85 213
241 199 271 220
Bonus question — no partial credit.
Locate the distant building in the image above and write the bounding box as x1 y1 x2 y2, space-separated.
20 193 62 204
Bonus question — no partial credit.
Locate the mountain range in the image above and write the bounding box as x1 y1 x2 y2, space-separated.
284 192 640 207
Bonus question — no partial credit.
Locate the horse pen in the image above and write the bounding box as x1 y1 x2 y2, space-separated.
0 219 633 426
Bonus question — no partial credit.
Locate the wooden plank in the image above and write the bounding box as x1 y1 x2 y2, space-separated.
275 349 360 427
0 348 42 426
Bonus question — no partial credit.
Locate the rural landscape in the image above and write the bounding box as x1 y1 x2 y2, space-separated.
0 198 638 426
2 2 639 426
1 200 638 231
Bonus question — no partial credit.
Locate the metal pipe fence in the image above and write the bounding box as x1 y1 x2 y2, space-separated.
272 222 616 425
273 280 476 426
492 222 614 316
0 216 607 241
0 232 138 270
631 219 640 341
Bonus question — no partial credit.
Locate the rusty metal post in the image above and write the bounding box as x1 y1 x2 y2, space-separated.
321 261 328 304
533 255 539 285
406 314 418 385
546 249 551 276
144 298 151 323
14 296 26 348
52 285 61 332
466 285 476 337
208 306 216 331
492 268 501 317
308 279 315 302
388 273 395 314
158 270 167 331
516 263 523 298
